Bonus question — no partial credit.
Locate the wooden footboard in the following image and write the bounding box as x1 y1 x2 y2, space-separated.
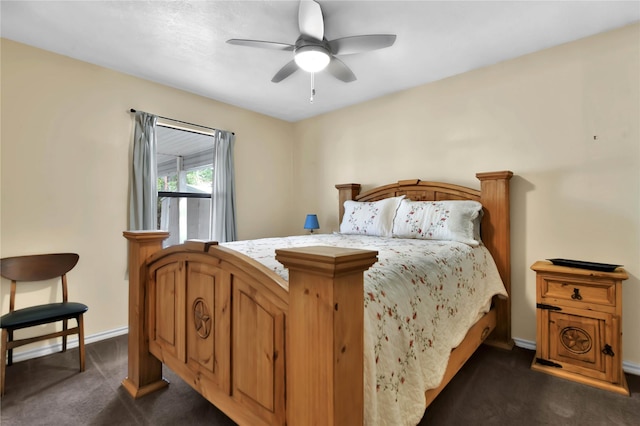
122 233 377 426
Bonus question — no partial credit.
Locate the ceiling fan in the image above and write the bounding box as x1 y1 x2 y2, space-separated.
226 0 396 84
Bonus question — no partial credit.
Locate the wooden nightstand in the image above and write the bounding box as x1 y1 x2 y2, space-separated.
530 260 629 396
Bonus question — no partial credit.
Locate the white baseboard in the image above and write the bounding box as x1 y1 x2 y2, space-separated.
8 328 640 376
9 326 128 364
513 337 536 351
513 337 640 376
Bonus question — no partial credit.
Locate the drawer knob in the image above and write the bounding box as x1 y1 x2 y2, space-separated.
571 288 583 300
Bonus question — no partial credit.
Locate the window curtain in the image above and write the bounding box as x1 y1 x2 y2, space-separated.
211 130 237 242
128 112 158 230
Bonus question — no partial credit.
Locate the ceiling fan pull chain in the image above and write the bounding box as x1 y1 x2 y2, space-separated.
310 72 316 103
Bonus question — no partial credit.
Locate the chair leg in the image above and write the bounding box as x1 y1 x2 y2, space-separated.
7 330 13 366
1 328 7 396
62 319 68 353
78 315 85 372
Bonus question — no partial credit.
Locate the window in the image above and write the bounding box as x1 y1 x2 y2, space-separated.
156 123 214 246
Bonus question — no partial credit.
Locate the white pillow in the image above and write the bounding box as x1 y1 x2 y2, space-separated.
340 196 405 237
392 199 484 246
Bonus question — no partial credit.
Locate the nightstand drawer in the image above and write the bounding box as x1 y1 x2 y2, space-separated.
541 278 615 306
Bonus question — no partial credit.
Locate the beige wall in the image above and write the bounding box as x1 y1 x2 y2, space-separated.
0 39 295 351
292 24 640 367
2 23 639 369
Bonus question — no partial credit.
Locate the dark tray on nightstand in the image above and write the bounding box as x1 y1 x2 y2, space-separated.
547 258 621 272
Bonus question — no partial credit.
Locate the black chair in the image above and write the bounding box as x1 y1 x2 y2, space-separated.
0 253 88 396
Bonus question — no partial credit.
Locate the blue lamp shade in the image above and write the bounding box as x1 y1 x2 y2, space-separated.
303 214 320 233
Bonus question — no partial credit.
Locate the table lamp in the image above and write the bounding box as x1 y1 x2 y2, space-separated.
304 214 319 234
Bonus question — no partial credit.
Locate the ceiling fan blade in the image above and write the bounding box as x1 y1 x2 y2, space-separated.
298 0 324 41
227 39 294 51
271 60 299 83
328 34 397 55
326 57 356 83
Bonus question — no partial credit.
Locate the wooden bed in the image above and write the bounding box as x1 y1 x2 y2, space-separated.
122 170 513 425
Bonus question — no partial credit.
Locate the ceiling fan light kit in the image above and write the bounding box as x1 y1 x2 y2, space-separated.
227 0 396 100
294 45 330 73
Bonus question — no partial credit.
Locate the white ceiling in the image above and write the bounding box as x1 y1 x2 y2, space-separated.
1 1 638 122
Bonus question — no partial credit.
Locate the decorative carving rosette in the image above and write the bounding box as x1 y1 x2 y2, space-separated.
560 327 591 354
193 298 212 339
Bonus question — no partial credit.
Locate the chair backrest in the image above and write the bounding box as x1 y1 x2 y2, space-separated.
0 253 80 312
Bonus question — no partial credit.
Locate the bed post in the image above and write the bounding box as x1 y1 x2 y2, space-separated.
122 230 170 398
276 246 378 426
476 171 513 349
335 183 361 224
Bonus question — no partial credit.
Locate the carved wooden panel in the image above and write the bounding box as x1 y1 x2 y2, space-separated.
548 310 607 378
186 262 231 393
150 261 185 362
232 277 285 425
397 189 435 201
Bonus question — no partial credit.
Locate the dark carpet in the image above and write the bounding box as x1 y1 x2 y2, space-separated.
1 334 638 425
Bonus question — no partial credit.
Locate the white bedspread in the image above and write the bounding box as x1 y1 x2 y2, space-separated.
222 233 507 426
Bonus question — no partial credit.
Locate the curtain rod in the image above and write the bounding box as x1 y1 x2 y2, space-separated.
129 108 234 135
